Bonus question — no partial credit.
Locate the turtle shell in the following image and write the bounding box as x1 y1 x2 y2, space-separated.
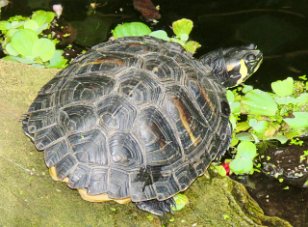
22 36 232 202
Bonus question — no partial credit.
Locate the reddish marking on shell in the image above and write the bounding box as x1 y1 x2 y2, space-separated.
198 84 216 113
173 97 201 146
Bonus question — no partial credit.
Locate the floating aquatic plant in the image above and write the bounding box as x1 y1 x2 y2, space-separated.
112 18 201 54
0 10 67 68
227 76 308 174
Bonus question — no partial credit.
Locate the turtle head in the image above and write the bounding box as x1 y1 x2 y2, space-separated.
200 44 263 87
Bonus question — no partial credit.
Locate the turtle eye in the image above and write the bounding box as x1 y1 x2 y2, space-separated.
247 54 256 62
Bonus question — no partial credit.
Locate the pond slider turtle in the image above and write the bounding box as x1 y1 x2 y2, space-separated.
22 36 262 215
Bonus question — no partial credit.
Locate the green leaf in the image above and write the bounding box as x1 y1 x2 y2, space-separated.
283 112 308 131
172 18 193 42
23 19 39 31
213 165 227 177
10 29 38 57
229 141 257 175
271 134 289 144
271 77 294 97
274 96 296 105
31 10 55 27
171 194 189 211
48 50 68 68
3 55 36 64
249 119 268 135
230 157 254 175
0 21 11 30
226 90 235 102
242 85 254 93
295 93 308 106
183 40 201 54
235 132 255 141
241 89 278 116
298 75 307 81
149 30 170 41
112 22 152 38
237 141 257 159
4 43 19 56
32 38 56 62
8 15 26 22
229 115 237 130
6 28 19 38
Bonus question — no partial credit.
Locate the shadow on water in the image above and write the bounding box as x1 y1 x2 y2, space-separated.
1 0 307 226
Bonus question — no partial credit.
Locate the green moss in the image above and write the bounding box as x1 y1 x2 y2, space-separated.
0 60 291 226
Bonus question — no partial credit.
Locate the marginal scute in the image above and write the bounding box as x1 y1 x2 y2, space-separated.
129 169 156 201
44 140 70 167
28 93 55 112
151 171 179 200
34 124 65 150
87 168 108 195
68 164 91 189
174 164 197 190
107 169 129 198
54 153 78 179
26 109 56 134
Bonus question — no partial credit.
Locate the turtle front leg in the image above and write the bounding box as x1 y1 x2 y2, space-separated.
135 198 175 216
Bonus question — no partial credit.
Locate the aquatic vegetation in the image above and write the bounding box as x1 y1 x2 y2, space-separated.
0 10 67 68
112 18 201 54
171 194 189 211
227 76 308 174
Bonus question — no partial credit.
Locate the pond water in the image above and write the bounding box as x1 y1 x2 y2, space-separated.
1 0 307 226
2 0 308 89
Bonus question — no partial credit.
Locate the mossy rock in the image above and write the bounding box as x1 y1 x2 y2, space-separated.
0 60 291 227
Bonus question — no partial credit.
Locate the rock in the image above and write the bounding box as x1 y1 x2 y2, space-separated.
0 60 291 226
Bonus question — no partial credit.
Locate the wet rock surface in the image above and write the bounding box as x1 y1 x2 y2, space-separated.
261 139 308 188
235 174 308 227
233 140 308 227
0 60 291 226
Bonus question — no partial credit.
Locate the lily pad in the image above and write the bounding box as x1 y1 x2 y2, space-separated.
10 29 38 57
271 77 294 97
48 50 68 68
172 18 193 42
112 22 152 38
249 119 268 136
183 40 201 54
23 19 39 31
32 38 56 62
31 10 55 27
283 112 308 131
171 194 189 211
149 30 170 41
242 89 278 116
230 141 257 174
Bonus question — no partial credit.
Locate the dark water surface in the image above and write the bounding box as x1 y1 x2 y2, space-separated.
1 0 307 226
2 0 308 89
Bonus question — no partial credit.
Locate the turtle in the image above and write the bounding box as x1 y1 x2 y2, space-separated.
22 36 263 216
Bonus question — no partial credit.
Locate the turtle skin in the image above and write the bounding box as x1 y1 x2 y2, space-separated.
22 36 232 213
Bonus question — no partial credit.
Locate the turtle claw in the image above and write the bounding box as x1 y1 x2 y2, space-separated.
135 198 175 216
